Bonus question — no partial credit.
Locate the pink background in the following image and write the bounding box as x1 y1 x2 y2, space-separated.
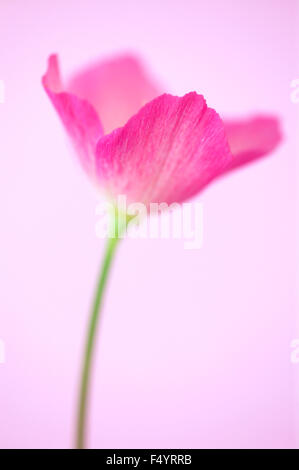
0 0 298 448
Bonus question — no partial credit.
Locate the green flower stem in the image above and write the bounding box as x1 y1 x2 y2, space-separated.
75 232 120 449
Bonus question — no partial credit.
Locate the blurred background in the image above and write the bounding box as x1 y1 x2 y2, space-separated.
0 0 298 449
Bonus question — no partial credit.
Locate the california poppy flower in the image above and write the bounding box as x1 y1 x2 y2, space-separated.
42 53 281 449
42 54 281 207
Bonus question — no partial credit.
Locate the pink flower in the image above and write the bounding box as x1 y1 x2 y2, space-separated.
42 54 281 206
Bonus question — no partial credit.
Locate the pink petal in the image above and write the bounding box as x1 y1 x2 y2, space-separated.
68 55 160 134
42 55 103 173
95 92 233 206
223 116 281 172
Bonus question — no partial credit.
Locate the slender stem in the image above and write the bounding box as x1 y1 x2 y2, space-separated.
75 233 120 449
